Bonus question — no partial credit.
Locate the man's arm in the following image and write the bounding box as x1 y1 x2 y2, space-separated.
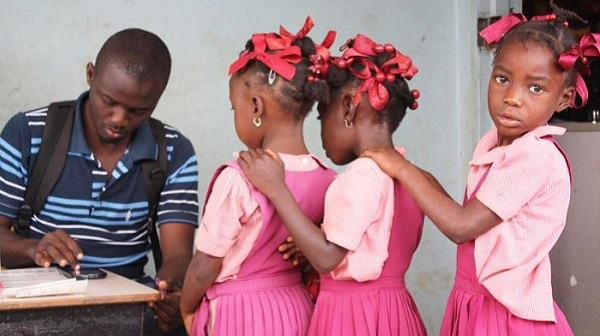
148 222 195 332
0 215 83 268
156 222 195 285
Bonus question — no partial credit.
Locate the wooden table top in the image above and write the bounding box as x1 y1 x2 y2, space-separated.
0 270 160 311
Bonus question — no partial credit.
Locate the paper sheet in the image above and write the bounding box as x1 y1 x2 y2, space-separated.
0 267 69 288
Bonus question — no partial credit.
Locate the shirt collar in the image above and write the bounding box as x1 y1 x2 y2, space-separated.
469 124 566 166
70 91 158 161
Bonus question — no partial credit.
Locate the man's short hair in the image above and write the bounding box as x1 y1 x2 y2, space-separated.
95 28 171 86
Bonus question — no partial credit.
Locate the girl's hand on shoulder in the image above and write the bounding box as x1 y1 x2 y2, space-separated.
237 148 286 198
362 147 408 179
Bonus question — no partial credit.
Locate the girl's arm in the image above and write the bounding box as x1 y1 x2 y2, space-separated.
237 149 347 274
180 250 222 334
363 147 501 244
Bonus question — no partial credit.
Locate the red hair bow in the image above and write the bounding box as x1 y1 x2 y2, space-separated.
280 15 314 40
228 16 320 81
228 33 302 81
307 30 337 82
337 34 418 111
558 33 600 108
479 12 556 44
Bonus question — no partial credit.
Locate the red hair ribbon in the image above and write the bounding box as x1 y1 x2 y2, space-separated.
228 33 302 81
479 12 557 44
307 30 337 82
335 34 419 111
559 33 600 108
228 16 324 81
280 15 314 41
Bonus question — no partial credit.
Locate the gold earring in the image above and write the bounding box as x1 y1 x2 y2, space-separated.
253 117 262 127
343 119 353 128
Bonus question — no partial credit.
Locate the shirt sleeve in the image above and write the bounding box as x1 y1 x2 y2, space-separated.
0 112 31 219
323 159 384 251
195 167 259 258
476 141 554 221
157 128 199 227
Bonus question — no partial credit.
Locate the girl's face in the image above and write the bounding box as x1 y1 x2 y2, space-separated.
317 89 357 165
487 38 574 146
229 73 263 149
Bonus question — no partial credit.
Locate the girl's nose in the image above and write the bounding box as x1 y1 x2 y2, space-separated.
503 86 522 107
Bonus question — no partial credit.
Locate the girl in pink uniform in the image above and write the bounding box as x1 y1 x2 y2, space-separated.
238 34 427 336
364 10 600 336
180 17 336 336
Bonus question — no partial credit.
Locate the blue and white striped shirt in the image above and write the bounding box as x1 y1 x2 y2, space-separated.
0 92 199 278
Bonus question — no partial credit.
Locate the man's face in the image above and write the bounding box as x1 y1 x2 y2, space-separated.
85 62 166 145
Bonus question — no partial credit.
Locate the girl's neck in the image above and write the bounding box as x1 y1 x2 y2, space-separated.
261 126 310 155
355 126 395 157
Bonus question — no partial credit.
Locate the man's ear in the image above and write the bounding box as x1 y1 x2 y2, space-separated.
86 62 95 86
556 86 576 113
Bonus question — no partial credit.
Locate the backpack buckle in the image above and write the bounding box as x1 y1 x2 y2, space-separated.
14 204 33 236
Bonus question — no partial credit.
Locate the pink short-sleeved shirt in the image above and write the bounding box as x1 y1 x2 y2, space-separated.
195 153 321 283
468 125 571 321
322 149 406 282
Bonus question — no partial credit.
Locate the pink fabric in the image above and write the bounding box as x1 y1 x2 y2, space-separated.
193 271 312 336
440 243 573 336
440 125 573 335
196 153 322 282
468 125 571 321
310 150 427 336
193 155 335 336
323 155 400 281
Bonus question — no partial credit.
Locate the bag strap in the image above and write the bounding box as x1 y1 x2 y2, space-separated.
142 118 168 271
14 101 75 236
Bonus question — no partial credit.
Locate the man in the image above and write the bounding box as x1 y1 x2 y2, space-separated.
0 28 199 335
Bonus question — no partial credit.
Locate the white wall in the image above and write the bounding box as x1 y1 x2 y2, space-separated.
0 0 480 333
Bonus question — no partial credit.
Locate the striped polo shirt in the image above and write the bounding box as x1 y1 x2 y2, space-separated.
0 92 199 279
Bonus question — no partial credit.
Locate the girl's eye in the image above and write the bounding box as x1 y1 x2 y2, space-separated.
494 75 508 84
529 85 544 94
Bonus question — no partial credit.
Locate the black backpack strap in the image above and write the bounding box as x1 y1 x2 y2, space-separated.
14 101 76 236
142 118 168 271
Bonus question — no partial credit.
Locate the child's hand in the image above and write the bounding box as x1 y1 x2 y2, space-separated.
278 236 310 270
237 148 286 198
362 147 409 179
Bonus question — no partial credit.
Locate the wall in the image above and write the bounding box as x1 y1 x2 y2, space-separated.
0 0 480 333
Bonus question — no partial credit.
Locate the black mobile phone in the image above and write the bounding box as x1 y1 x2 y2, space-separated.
59 266 107 280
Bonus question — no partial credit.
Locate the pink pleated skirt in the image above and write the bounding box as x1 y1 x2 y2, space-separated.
440 271 574 336
308 275 427 336
192 271 313 336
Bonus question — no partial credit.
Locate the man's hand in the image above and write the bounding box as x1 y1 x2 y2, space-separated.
33 229 83 268
150 278 184 332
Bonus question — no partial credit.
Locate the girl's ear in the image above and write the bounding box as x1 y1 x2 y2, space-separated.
342 91 357 122
556 86 576 113
252 95 265 118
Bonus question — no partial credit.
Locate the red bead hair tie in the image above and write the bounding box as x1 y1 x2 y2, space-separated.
332 34 419 111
